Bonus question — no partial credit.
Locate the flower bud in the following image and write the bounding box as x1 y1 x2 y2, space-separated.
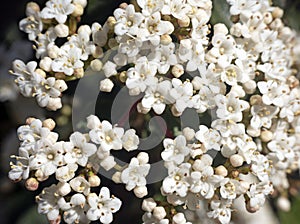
48 44 60 59
182 127 195 141
74 67 84 78
172 212 186 224
230 154 244 167
134 185 148 198
90 59 103 72
214 23 228 35
72 3 84 17
35 68 46 78
54 80 68 92
26 117 36 125
57 182 71 196
250 95 262 106
137 152 149 164
26 2 40 15
160 34 172 45
88 174 101 187
272 7 284 19
100 155 116 171
192 76 202 90
25 177 39 191
215 165 228 177
112 171 122 183
35 169 49 182
153 206 167 220
100 78 114 92
142 198 157 212
49 215 61 224
171 64 184 78
260 129 273 142
277 196 291 212
243 80 256 94
54 24 69 37
177 17 190 27
39 57 52 72
42 118 56 131
47 98 62 111
73 0 87 8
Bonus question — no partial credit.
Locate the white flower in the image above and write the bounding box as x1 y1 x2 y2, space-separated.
137 0 164 16
125 56 158 95
250 104 279 130
114 4 144 36
121 129 139 151
8 148 30 181
62 193 89 224
207 199 232 224
68 25 96 60
195 125 221 151
257 80 290 107
162 163 191 197
51 44 84 76
65 132 97 166
141 79 174 114
89 120 124 151
169 78 194 114
121 156 150 191
32 141 65 176
86 187 122 223
19 3 43 41
55 163 78 182
162 0 192 20
70 176 90 195
36 184 61 221
215 91 249 122
40 0 75 24
161 135 190 165
137 12 174 45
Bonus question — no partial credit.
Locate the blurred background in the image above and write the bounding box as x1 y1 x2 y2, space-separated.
1 0 300 223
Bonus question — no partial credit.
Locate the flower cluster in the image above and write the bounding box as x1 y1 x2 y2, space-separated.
6 0 300 223
9 115 141 223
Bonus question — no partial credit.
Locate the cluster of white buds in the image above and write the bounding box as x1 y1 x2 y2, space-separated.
6 0 300 223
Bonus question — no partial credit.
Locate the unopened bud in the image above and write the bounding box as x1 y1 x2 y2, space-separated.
160 34 172 45
230 154 244 167
277 196 291 212
88 174 101 187
215 165 228 177
153 206 167 220
142 198 157 212
214 23 228 35
26 117 36 125
250 95 262 105
100 78 114 92
134 185 148 198
57 182 71 196
90 59 103 72
39 57 52 72
171 64 184 78
172 212 186 224
272 7 284 19
26 2 40 15
74 67 84 78
54 24 69 37
25 177 39 191
137 152 149 164
42 118 56 131
182 127 195 141
35 68 46 78
72 3 84 17
112 171 122 183
260 129 273 142
177 17 190 27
